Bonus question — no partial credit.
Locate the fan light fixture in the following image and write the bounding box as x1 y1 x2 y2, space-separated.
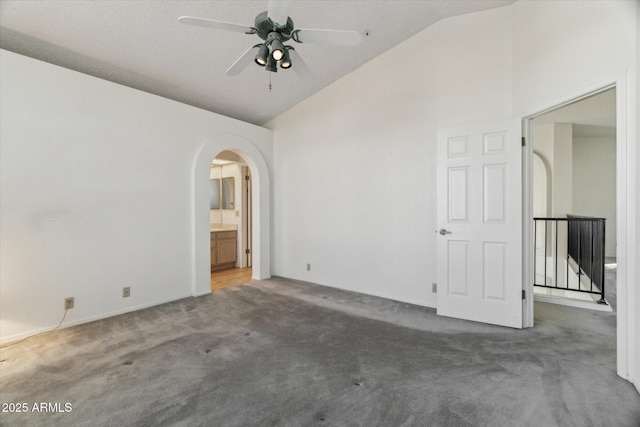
280 48 292 69
265 55 278 73
179 5 362 83
270 38 285 61
254 44 269 66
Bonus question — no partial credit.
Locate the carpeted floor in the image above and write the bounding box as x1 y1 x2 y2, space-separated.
1 275 638 426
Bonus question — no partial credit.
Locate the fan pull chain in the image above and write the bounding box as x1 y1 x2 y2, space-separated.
269 72 272 92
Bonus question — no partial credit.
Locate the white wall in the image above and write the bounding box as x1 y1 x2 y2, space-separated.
269 0 638 386
532 124 554 222
0 50 272 342
267 6 513 307
532 123 574 218
512 0 636 114
532 153 549 218
552 124 573 217
572 133 617 257
533 123 617 257
512 0 637 390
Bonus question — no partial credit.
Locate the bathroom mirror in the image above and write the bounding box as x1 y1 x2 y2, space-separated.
209 177 235 210
221 177 235 209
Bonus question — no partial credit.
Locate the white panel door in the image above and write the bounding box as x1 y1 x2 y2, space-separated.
437 120 522 328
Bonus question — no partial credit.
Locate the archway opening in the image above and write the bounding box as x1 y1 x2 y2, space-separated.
209 150 253 291
192 136 270 297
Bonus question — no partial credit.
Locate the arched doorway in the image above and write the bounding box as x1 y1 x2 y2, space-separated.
192 134 271 297
209 150 252 290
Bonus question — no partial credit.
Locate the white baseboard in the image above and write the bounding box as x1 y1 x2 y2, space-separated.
630 375 639 395
0 293 193 346
534 294 612 312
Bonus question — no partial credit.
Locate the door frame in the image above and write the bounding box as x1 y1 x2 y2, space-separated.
521 72 634 382
242 165 252 268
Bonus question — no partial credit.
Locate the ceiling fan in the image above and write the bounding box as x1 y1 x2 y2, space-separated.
178 0 362 83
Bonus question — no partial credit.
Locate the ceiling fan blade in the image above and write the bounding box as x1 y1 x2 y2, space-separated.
178 16 255 34
267 0 292 26
288 49 314 83
226 45 260 76
292 29 362 46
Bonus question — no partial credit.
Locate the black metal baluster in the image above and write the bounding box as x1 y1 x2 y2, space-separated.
533 216 607 303
533 219 537 286
566 220 570 290
555 220 558 288
589 221 595 292
544 220 548 286
599 220 606 304
577 220 582 290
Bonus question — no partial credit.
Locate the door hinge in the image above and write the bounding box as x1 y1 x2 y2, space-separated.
521 137 526 147
522 290 526 300
245 175 250 181
245 249 251 254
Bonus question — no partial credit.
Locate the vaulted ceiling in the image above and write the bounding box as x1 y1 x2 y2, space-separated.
0 0 514 125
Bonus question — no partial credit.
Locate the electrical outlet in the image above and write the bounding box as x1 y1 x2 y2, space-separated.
432 283 437 293
64 297 74 310
123 287 131 298
306 263 311 272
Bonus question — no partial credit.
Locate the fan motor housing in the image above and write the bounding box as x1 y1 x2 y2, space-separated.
254 11 294 41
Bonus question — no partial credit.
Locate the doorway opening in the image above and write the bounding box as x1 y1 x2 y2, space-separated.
522 83 633 380
209 150 253 292
528 88 616 312
192 134 270 299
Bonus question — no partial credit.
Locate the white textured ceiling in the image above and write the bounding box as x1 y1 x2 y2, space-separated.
0 0 514 125
531 88 616 129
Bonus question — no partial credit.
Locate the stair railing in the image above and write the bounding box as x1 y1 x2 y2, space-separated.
533 215 606 304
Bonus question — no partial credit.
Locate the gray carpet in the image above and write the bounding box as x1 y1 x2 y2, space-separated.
1 275 638 426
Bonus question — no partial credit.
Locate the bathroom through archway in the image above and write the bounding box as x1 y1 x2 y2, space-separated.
209 150 253 291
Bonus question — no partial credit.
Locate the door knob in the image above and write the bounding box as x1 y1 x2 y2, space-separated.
439 229 452 235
